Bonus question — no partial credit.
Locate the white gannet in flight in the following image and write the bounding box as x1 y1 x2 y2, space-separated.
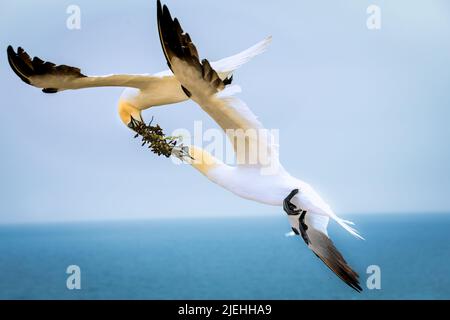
156 1 364 292
7 26 271 130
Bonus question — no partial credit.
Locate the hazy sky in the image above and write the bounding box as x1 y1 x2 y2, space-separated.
1 0 450 223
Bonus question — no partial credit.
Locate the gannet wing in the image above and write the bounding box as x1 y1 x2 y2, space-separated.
7 46 160 93
211 36 272 79
157 1 279 167
152 36 272 80
299 214 363 292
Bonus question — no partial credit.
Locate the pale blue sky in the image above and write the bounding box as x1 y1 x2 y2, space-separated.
1 0 449 223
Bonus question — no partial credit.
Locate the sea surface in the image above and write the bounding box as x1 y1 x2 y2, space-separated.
0 214 449 300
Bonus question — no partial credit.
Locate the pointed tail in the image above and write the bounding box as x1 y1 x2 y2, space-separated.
334 217 365 240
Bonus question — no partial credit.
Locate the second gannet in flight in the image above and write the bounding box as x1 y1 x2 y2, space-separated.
7 20 271 131
156 1 364 292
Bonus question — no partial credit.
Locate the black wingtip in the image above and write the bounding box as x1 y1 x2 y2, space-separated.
157 1 179 72
347 279 363 293
6 45 15 61
7 45 85 92
317 251 363 293
223 75 233 86
157 0 162 14
308 229 363 293
7 45 31 85
156 0 225 94
342 270 363 293
6 45 16 64
163 4 169 14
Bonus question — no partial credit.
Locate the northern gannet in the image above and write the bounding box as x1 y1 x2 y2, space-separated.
7 31 271 131
156 1 364 292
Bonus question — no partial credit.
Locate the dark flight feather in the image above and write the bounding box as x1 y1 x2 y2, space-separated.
308 228 363 292
157 0 225 94
7 45 86 93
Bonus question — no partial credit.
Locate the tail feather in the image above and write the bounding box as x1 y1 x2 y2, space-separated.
335 218 365 240
341 219 355 226
212 36 272 76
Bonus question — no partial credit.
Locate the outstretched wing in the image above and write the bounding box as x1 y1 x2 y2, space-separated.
157 1 279 167
302 214 362 292
157 1 224 95
7 46 159 93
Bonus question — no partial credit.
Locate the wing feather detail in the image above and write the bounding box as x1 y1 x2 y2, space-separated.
305 215 362 292
7 46 157 92
157 1 279 168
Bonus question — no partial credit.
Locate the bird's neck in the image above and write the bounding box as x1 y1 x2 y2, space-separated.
187 146 228 178
184 146 296 206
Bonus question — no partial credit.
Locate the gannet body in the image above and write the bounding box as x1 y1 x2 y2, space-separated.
157 1 364 292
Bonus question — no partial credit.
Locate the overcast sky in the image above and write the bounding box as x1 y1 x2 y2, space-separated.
1 0 449 223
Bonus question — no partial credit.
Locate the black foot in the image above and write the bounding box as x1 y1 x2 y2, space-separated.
283 189 310 245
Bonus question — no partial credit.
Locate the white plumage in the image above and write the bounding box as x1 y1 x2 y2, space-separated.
157 1 364 292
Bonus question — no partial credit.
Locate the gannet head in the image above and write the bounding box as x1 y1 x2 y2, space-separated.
118 99 143 128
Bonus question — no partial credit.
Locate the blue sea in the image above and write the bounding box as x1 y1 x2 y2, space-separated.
0 214 449 300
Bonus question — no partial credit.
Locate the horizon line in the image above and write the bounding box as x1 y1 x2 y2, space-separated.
0 211 449 226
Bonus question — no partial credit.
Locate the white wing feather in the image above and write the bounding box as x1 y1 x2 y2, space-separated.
212 36 272 77
153 37 272 79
